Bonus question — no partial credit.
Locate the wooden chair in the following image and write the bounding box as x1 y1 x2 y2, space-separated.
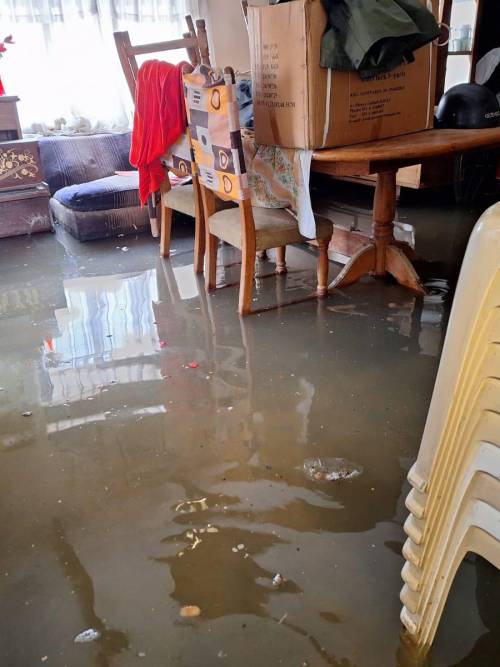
114 16 210 99
114 17 210 271
183 65 333 316
400 203 500 649
160 130 205 272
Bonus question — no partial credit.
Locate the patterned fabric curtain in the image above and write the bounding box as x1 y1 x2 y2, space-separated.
112 0 200 24
0 0 201 133
0 1 199 24
0 1 99 23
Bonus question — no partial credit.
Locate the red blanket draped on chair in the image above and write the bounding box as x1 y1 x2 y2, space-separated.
130 60 190 205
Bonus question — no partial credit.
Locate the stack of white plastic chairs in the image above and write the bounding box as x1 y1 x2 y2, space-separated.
400 202 500 649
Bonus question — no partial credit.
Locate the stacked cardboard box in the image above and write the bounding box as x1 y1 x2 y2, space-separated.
248 0 438 149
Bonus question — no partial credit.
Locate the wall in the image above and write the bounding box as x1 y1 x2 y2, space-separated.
203 0 267 73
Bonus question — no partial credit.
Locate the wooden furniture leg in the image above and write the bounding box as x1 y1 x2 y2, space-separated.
160 204 173 258
275 246 287 274
239 201 257 316
206 234 218 290
329 244 376 289
159 180 172 258
386 245 425 292
239 245 256 315
148 193 160 238
193 179 205 274
202 187 218 290
316 239 330 297
329 171 425 295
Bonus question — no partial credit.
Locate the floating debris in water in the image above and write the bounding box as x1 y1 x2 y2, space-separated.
423 278 449 304
278 612 288 624
41 658 48 663
121 246 129 252
190 535 202 550
180 605 201 618
138 652 146 658
174 498 208 513
272 573 285 588
302 457 363 482
237 544 245 550
22 411 33 417
187 361 199 369
74 628 101 643
218 650 228 658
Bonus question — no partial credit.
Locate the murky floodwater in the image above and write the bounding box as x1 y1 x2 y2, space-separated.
0 188 498 667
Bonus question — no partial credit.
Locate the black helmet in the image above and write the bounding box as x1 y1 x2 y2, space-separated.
435 83 500 129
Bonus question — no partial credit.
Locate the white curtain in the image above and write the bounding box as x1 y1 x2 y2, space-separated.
0 0 200 134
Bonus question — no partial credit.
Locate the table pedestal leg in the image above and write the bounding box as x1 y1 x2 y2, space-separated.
329 244 376 288
385 245 424 292
329 171 425 295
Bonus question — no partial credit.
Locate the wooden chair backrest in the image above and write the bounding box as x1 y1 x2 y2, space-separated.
183 65 250 203
114 16 210 100
162 132 194 177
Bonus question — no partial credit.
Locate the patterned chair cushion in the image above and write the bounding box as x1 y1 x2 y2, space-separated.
163 183 196 217
53 173 140 212
184 66 249 202
208 206 333 252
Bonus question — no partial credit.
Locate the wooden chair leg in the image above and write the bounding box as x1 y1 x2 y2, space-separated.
160 205 173 258
239 245 256 316
148 193 160 238
193 210 206 274
316 238 330 297
275 246 287 274
206 233 218 290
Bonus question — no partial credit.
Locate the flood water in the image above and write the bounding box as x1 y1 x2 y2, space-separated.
1 186 498 666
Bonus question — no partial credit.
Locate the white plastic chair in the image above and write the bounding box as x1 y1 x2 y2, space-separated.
402 475 499 645
400 202 500 649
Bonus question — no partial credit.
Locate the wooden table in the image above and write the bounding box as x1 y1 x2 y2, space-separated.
312 128 500 294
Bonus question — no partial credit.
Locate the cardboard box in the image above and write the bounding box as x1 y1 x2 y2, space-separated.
248 0 437 149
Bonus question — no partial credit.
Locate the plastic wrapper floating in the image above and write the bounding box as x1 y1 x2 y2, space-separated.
303 457 363 482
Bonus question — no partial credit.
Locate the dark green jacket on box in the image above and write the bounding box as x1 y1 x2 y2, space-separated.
320 0 440 79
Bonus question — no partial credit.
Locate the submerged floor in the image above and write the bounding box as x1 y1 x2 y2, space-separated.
0 184 498 667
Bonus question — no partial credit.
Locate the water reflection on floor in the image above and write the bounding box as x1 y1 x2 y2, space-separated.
0 189 498 667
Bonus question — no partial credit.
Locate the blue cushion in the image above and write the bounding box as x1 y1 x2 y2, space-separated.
39 133 132 195
53 173 140 212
